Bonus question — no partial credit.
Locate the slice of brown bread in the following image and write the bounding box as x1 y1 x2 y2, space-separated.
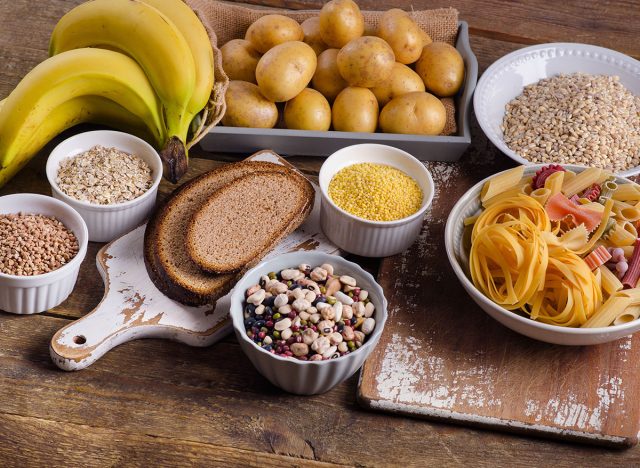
144 161 313 305
186 170 315 274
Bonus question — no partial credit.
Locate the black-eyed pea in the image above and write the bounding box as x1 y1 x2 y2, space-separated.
299 278 321 294
291 342 309 357
302 328 319 345
342 304 353 320
320 263 334 275
362 317 375 335
318 319 334 335
364 302 375 318
338 341 348 353
353 302 365 317
281 327 293 341
339 275 356 287
298 263 311 274
360 290 369 301
259 274 270 287
322 345 338 359
310 313 321 324
329 332 343 345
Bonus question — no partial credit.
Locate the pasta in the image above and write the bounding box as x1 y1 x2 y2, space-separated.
480 166 524 202
561 167 602 197
466 164 640 329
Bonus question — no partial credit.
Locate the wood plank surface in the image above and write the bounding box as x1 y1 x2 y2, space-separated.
0 0 639 465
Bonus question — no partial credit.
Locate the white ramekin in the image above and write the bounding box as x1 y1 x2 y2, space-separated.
318 144 435 257
46 130 163 242
0 193 88 314
230 251 388 395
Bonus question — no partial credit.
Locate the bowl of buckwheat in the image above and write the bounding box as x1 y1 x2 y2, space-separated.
474 43 640 176
46 130 163 242
230 251 388 395
0 193 88 314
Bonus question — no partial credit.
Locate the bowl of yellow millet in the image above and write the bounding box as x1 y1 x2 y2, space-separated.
318 144 435 257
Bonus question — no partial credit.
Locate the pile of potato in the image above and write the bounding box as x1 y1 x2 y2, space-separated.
220 0 464 135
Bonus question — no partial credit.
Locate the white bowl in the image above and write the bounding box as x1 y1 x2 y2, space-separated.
0 193 88 314
230 251 388 395
474 43 640 177
318 144 435 257
445 164 640 346
46 130 163 242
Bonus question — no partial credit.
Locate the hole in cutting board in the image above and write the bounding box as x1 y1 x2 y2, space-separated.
73 335 86 345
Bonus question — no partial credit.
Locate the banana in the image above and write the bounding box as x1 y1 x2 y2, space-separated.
0 96 158 188
49 0 197 182
140 0 214 116
0 48 164 169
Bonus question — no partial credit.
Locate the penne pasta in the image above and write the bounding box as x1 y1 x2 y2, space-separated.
562 167 603 197
599 265 623 296
613 305 640 326
621 245 635 258
530 187 551 206
612 183 640 202
480 166 524 202
618 287 640 305
544 171 564 197
612 200 640 222
596 170 614 185
607 222 637 247
621 220 638 238
582 294 632 328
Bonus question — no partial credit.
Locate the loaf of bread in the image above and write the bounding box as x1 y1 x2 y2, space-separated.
144 161 314 305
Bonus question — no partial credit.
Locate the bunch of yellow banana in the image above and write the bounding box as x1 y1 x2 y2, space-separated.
0 0 213 186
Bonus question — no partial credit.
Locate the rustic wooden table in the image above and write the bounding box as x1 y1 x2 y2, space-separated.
1 0 639 466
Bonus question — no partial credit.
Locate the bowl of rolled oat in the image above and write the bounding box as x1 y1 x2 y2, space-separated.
46 130 163 242
0 193 88 314
474 43 640 176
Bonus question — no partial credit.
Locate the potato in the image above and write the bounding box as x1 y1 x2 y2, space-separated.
222 81 278 128
337 36 395 87
379 92 446 135
371 62 425 107
245 15 303 53
311 49 348 101
377 9 424 64
319 0 364 48
284 88 331 131
415 42 465 97
301 17 327 55
332 87 378 133
220 39 261 83
256 41 317 102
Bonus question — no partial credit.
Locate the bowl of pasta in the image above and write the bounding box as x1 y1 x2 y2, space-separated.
445 164 640 345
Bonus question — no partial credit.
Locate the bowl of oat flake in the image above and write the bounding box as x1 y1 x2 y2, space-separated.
46 130 163 242
474 43 640 176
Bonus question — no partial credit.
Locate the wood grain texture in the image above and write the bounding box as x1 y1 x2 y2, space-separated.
1 0 639 464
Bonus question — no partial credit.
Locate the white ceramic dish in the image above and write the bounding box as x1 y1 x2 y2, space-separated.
0 193 88 314
230 251 388 395
318 144 435 257
46 130 163 242
474 43 640 177
445 164 640 346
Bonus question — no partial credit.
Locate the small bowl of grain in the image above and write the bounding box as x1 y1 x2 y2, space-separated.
46 130 163 242
0 193 88 314
318 144 435 257
474 42 640 176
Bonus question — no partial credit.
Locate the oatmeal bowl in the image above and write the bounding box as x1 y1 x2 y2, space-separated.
474 43 640 176
46 130 163 242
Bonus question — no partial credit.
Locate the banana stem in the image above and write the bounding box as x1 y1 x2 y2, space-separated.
160 136 188 183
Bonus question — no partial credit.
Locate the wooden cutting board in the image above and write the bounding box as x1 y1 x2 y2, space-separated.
358 160 640 448
50 151 339 371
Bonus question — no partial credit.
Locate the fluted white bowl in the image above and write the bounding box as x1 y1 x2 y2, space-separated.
319 144 435 257
46 130 162 242
474 43 640 177
230 252 388 395
445 164 640 345
0 193 88 314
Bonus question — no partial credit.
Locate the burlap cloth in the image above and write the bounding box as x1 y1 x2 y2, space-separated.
186 0 460 147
